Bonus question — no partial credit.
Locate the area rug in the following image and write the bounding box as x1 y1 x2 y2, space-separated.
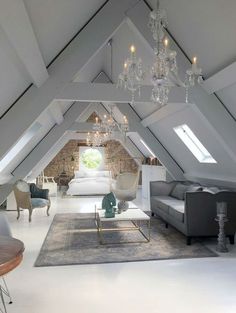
35 213 217 267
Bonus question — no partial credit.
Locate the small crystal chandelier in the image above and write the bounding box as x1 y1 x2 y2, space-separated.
86 131 108 147
118 0 203 107
117 45 145 106
86 107 129 147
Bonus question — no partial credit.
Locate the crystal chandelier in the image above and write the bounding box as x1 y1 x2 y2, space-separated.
117 45 145 106
86 107 129 147
118 0 203 107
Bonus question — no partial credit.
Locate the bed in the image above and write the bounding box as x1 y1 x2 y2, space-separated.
66 170 112 196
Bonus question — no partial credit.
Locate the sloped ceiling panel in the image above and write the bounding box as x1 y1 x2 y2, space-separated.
0 27 31 117
128 132 153 158
216 84 236 120
23 0 106 65
149 105 236 184
147 0 236 78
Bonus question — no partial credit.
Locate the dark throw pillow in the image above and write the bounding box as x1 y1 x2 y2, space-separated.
170 183 188 200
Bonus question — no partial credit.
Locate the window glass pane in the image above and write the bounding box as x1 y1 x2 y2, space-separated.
174 124 217 163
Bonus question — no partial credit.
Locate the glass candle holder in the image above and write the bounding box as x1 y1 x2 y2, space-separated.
216 202 227 216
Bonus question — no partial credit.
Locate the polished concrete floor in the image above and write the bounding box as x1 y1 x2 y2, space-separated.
3 191 236 313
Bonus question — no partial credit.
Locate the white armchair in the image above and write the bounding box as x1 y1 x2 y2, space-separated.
111 172 139 210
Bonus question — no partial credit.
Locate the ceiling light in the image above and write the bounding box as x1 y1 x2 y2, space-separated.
86 106 129 147
118 0 203 107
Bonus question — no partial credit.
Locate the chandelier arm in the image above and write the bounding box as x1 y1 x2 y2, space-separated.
118 0 203 107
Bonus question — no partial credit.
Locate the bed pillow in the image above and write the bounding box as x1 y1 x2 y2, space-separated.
86 171 98 177
74 171 85 178
86 171 109 178
170 183 188 200
103 171 110 177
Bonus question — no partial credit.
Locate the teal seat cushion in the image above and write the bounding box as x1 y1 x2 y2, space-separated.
31 198 49 208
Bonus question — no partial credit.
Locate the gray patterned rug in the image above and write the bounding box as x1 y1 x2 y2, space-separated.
35 213 217 267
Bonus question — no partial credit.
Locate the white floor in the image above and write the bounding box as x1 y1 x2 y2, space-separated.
3 191 236 313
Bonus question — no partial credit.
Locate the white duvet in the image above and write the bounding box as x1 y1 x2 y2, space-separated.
66 177 112 195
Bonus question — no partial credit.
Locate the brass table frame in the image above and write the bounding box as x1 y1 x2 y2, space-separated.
95 207 151 245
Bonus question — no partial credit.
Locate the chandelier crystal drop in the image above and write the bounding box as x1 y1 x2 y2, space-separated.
118 0 203 107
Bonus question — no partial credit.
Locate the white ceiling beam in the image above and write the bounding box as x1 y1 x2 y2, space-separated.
68 122 97 132
202 61 236 94
0 184 13 206
116 103 184 180
0 0 48 87
76 103 98 122
27 133 71 181
0 0 135 162
12 102 89 179
56 82 185 104
127 0 236 161
142 102 190 127
49 101 64 125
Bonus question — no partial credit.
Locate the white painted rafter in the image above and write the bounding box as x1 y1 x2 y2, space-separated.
142 103 190 127
49 101 64 125
77 103 99 122
56 82 186 104
0 0 48 87
202 61 236 94
116 103 184 180
0 0 137 162
12 102 89 179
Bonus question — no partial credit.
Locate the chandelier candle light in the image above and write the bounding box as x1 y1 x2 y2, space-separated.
118 0 203 107
117 45 144 106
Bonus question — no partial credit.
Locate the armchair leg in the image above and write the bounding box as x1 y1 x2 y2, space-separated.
165 223 168 229
46 205 50 216
16 206 20 220
28 208 33 222
186 236 192 245
229 235 235 245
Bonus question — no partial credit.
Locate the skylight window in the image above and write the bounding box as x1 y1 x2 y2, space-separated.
174 124 217 163
140 139 156 158
0 122 41 172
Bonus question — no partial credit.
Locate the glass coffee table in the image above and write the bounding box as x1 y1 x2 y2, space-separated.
95 208 151 245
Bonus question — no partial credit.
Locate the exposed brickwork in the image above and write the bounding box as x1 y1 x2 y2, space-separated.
44 139 139 179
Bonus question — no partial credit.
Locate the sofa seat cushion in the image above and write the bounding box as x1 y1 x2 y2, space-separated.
168 202 185 223
151 196 176 213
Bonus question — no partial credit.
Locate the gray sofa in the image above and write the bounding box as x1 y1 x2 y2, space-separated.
150 181 236 245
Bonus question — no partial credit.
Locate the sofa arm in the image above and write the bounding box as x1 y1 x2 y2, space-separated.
185 191 236 236
150 181 176 197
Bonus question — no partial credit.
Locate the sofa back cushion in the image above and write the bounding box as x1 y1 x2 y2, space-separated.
171 183 189 200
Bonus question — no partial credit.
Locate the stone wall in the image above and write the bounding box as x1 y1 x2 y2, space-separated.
44 139 139 179
104 140 139 178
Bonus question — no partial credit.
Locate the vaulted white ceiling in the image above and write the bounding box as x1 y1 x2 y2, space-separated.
1 0 236 203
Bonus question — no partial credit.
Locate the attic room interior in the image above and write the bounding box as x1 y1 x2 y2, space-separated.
0 0 236 312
